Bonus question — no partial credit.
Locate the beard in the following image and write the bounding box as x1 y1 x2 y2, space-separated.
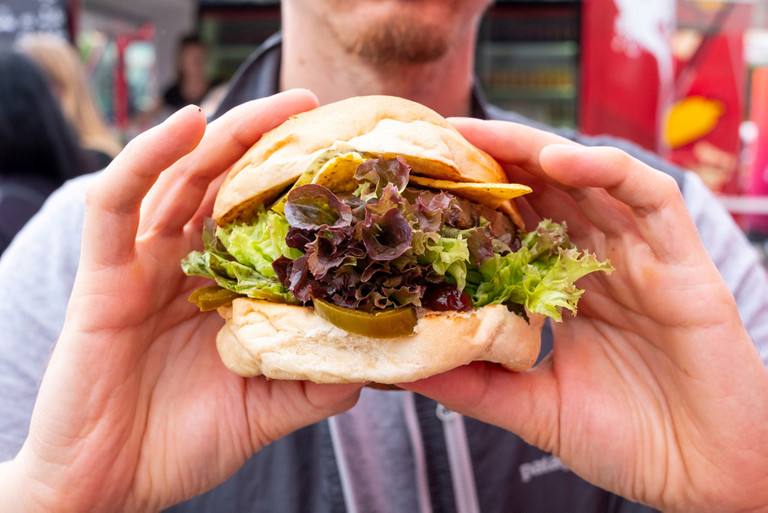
332 16 454 64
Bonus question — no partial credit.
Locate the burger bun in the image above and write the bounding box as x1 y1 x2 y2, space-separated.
216 298 544 384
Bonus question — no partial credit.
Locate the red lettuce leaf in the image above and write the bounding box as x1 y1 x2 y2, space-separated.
284 184 352 229
361 207 412 261
354 156 410 200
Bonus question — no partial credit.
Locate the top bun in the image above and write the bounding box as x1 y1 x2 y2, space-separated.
213 95 506 225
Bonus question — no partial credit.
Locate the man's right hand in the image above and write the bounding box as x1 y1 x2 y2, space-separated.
0 90 363 513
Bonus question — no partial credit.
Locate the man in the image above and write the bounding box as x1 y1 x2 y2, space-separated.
1 1 768 512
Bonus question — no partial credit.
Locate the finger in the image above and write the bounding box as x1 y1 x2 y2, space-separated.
539 144 678 210
247 380 364 449
185 171 229 234
449 119 694 253
401 361 559 452
139 89 321 235
449 117 601 236
534 183 636 243
516 185 604 244
82 105 207 266
539 145 705 263
448 117 577 178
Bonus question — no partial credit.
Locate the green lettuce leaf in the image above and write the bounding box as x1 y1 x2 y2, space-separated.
418 233 471 290
468 219 612 321
181 210 301 304
217 209 304 275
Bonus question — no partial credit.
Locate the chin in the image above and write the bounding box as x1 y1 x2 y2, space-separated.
327 0 480 63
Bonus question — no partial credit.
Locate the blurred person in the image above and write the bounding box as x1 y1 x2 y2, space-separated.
16 32 123 172
0 50 90 254
135 33 222 127
1 1 768 512
164 34 219 110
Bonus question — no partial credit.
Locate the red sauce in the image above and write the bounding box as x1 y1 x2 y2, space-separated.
422 283 473 312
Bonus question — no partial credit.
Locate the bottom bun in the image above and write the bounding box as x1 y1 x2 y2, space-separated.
215 298 544 384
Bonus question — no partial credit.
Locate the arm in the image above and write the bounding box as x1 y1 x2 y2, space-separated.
0 90 363 513
0 175 86 462
405 118 768 513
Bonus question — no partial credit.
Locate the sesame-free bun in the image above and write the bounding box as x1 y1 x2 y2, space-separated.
207 95 542 383
217 299 545 384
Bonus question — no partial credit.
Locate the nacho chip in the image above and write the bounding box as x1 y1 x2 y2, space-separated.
270 145 366 214
312 152 367 192
408 175 531 208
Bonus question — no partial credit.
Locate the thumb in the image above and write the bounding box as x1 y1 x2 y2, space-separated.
401 359 560 451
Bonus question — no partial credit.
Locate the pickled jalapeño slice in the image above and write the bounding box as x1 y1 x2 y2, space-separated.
312 297 418 338
188 286 243 311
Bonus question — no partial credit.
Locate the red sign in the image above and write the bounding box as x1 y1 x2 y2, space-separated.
745 67 768 235
580 0 751 196
580 0 676 152
666 34 746 193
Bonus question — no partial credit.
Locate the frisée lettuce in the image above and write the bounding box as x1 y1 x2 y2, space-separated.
182 211 301 304
467 219 612 322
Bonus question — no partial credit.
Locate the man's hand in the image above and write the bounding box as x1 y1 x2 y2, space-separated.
2 90 362 513
405 119 768 512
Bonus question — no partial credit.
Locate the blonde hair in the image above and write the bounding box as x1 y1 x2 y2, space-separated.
16 33 123 159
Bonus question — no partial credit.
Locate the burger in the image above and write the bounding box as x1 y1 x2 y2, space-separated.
182 95 610 384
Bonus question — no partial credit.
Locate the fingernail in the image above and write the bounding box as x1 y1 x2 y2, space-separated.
165 104 202 124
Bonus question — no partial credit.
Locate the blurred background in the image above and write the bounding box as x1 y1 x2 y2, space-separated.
2 0 768 247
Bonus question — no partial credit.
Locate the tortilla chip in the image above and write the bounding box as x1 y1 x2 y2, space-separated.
408 175 531 208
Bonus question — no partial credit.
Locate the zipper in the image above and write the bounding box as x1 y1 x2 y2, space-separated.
436 404 481 513
404 392 435 513
327 415 359 513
